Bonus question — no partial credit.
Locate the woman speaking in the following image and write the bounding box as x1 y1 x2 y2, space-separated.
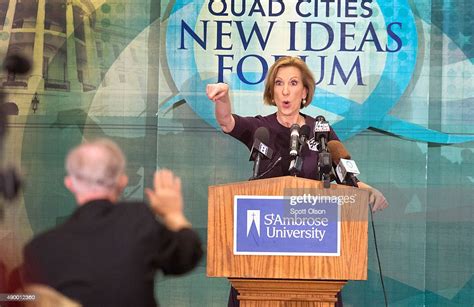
206 56 388 306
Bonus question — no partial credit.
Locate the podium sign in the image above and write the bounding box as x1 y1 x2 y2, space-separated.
208 176 369 306
234 196 340 256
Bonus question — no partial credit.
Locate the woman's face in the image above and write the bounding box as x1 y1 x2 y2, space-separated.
272 65 308 117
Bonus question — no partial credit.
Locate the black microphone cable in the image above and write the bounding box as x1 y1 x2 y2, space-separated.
327 140 388 306
256 156 282 179
369 204 389 307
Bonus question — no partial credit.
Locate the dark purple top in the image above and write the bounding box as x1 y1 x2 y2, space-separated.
228 113 339 180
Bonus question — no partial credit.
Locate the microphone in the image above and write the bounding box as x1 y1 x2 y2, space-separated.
327 140 360 187
314 115 330 151
315 115 325 121
288 125 311 176
249 127 273 180
299 125 311 150
314 116 331 187
0 54 28 203
289 124 300 157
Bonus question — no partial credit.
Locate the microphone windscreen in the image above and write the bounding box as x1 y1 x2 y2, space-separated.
300 124 311 138
315 115 326 122
327 140 351 164
254 126 270 144
3 55 31 74
290 123 300 131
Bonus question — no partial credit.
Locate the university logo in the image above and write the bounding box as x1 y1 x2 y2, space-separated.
246 209 261 238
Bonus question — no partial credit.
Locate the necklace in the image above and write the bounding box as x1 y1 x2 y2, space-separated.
277 113 305 128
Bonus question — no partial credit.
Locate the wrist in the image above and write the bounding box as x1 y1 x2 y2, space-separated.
163 213 192 231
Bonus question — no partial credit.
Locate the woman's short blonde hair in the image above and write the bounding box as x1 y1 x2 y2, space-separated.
263 56 315 108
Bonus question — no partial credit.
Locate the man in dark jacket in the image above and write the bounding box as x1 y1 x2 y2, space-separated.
22 139 202 307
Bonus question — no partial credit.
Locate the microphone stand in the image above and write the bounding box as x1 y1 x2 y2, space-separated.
318 139 332 188
289 156 302 176
250 153 263 180
248 136 273 181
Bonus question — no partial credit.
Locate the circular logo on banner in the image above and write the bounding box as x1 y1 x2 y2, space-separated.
164 0 418 140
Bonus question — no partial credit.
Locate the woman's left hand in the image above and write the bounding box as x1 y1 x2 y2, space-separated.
357 181 389 212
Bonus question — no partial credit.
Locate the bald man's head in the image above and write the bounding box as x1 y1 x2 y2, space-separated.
65 139 126 196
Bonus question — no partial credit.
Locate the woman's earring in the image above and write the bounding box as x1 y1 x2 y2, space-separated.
301 98 307 106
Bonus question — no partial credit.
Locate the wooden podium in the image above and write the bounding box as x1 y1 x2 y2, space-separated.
207 176 369 306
